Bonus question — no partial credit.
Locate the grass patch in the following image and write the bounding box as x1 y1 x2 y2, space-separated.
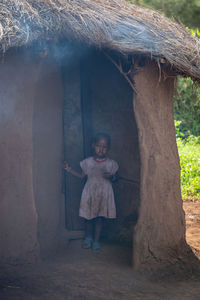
176 135 200 200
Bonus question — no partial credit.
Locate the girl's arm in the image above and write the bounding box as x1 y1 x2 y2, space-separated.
64 162 86 179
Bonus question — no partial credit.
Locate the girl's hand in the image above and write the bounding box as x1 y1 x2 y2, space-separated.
64 161 71 172
64 162 85 179
103 172 112 180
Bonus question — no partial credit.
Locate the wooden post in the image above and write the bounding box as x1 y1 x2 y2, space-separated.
133 61 189 270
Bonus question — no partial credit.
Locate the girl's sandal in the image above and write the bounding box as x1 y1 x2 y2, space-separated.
82 237 93 249
92 241 101 251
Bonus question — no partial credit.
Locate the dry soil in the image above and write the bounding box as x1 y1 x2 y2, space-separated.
0 200 199 300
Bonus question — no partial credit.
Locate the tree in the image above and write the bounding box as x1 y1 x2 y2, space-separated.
128 0 200 138
128 0 200 28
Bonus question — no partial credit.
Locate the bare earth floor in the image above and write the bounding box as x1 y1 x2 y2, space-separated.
0 200 200 300
184 200 200 259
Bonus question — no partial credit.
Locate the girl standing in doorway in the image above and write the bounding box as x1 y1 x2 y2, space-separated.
64 132 119 250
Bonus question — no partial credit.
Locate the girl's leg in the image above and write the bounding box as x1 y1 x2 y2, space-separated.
82 219 93 249
94 217 103 242
85 219 93 238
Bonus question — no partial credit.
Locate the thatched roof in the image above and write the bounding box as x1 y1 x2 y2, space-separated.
1 0 200 81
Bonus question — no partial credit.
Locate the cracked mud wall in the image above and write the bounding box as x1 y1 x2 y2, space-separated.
0 49 40 264
0 46 64 264
32 53 64 256
133 61 188 269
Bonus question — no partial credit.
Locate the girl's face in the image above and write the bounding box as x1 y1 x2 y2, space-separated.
93 138 109 158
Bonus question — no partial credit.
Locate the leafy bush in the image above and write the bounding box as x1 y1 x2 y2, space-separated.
174 78 200 138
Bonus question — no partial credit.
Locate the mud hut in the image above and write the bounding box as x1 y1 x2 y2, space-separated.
0 0 200 270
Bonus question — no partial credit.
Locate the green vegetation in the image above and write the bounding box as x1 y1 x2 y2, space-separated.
174 77 200 138
175 121 200 199
128 0 200 28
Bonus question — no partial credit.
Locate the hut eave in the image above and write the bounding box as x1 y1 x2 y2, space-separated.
0 0 200 81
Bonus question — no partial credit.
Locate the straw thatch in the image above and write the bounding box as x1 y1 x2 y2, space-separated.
0 0 200 81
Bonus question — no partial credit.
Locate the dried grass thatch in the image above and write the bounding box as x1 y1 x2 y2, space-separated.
0 0 200 80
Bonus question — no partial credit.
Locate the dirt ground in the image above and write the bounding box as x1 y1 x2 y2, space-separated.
183 200 200 259
0 200 200 300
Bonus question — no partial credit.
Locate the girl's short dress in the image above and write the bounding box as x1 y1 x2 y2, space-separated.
79 157 119 220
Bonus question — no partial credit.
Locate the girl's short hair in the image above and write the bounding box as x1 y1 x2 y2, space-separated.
92 132 111 148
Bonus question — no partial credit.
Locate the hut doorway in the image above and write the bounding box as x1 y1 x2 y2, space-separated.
63 50 140 243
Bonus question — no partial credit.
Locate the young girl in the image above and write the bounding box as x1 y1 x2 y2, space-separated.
64 132 119 250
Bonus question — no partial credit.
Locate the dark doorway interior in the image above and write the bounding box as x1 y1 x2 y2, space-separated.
63 50 140 243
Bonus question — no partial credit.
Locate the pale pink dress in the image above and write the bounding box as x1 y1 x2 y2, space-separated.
79 157 119 220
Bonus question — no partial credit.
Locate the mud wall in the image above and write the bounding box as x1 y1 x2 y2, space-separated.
33 55 64 256
0 49 40 264
0 47 64 264
133 61 188 269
